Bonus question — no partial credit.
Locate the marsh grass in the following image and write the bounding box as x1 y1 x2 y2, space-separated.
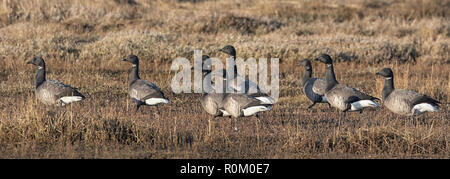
0 0 448 158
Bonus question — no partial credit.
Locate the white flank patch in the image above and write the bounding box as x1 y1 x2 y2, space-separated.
145 98 170 105
59 96 83 105
255 96 275 104
321 96 328 103
219 109 232 117
412 103 438 115
350 100 380 111
243 106 271 117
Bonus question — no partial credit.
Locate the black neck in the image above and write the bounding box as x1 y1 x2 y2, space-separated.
202 70 214 95
35 66 46 88
229 55 237 76
300 68 312 87
382 77 395 100
129 64 140 85
325 63 338 91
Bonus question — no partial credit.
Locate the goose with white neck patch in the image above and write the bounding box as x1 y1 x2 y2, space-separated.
122 54 169 112
27 56 85 106
297 59 329 109
199 55 270 131
199 55 231 117
314 54 380 112
218 45 274 104
376 68 440 116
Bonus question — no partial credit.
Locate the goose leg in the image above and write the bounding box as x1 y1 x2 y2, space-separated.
155 105 161 118
208 117 212 137
233 118 238 131
255 115 261 149
135 104 141 112
132 98 144 112
307 102 317 109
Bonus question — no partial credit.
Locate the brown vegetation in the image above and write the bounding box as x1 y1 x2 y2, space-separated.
0 0 448 158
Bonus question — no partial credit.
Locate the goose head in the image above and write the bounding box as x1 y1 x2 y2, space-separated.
376 68 394 78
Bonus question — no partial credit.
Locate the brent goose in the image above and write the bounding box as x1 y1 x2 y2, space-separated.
314 54 379 112
122 54 169 112
297 59 329 109
27 56 85 106
218 45 274 104
376 68 440 116
199 55 231 117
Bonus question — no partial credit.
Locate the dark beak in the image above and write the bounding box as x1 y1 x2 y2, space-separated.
122 59 126 61
375 72 381 76
26 61 32 64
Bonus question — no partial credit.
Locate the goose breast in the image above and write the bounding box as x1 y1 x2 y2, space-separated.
201 93 226 116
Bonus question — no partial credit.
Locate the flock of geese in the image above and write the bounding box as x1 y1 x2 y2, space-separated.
26 45 441 123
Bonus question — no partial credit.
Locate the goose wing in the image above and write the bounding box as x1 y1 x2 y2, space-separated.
345 85 379 101
328 84 372 101
223 93 271 117
46 80 85 99
130 79 166 101
392 89 440 107
226 93 270 109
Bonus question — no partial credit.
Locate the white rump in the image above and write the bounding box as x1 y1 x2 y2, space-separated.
412 103 438 115
145 98 170 105
59 96 84 105
350 100 380 111
243 106 271 116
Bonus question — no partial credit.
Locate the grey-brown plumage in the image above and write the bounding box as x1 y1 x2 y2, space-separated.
297 59 328 108
199 55 271 118
218 45 274 104
27 56 85 106
123 54 169 112
201 93 228 117
314 54 379 112
199 55 229 117
376 68 440 116
222 93 271 118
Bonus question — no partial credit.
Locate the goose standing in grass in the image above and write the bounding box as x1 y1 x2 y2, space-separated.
199 55 271 131
314 54 379 113
218 45 274 104
297 59 330 109
222 93 272 131
222 93 272 118
27 56 85 106
375 68 440 116
122 54 169 113
199 55 230 117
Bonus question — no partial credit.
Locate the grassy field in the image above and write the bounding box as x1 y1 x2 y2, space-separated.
0 0 449 158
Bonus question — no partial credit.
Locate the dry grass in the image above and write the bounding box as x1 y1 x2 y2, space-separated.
0 0 449 158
